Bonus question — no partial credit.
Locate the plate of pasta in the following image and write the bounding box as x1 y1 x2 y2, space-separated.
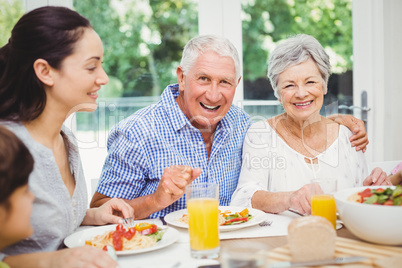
164 206 267 232
64 223 179 255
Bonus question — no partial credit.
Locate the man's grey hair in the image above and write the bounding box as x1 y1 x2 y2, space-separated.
267 34 331 99
180 35 241 80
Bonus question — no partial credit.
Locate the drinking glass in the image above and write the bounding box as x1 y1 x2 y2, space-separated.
186 182 220 259
221 242 267 268
310 178 337 229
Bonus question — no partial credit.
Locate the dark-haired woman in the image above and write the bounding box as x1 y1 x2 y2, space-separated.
0 6 133 268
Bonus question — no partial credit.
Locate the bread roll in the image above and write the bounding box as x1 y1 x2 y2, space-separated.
287 216 336 262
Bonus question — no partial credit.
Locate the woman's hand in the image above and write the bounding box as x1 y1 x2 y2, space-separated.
50 246 118 268
82 198 134 226
288 184 312 215
363 167 391 186
328 114 369 152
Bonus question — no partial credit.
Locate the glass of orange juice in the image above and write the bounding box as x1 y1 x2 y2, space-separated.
186 182 219 259
310 178 337 229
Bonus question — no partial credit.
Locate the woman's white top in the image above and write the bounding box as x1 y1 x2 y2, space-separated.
1 122 87 255
231 121 368 207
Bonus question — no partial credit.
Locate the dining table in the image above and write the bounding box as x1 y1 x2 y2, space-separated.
69 211 402 268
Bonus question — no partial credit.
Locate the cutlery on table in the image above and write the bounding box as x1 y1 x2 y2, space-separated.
287 209 306 217
160 216 167 226
259 220 273 227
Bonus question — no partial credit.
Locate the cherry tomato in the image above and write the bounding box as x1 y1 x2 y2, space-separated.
123 228 136 240
116 223 124 231
358 188 373 203
129 227 136 235
112 231 123 251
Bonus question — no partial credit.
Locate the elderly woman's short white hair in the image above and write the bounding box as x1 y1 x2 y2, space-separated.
267 34 331 99
180 35 241 80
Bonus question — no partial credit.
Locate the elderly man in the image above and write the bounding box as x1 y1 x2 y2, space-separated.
91 35 368 219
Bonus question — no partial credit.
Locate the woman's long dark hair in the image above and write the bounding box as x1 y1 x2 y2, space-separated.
0 6 92 122
0 125 34 208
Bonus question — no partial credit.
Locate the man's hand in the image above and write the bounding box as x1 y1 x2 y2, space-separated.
90 165 202 220
152 165 201 209
328 114 369 152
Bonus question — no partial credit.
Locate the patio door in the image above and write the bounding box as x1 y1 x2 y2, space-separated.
353 0 402 162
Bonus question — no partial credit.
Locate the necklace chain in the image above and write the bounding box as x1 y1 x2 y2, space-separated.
278 117 319 159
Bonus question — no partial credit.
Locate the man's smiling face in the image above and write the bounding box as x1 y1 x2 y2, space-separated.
176 50 239 132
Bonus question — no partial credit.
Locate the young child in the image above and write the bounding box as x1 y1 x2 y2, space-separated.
0 125 34 268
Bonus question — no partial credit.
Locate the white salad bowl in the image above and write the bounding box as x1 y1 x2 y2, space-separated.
334 186 402 246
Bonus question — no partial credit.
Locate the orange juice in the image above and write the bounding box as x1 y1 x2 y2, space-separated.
311 194 337 229
187 198 219 251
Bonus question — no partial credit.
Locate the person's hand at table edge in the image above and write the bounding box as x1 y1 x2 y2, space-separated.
4 246 119 268
363 167 391 186
82 198 134 226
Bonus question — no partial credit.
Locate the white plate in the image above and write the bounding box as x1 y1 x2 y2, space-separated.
64 224 179 255
164 206 267 232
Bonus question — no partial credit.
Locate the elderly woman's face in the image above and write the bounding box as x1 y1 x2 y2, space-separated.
277 59 325 122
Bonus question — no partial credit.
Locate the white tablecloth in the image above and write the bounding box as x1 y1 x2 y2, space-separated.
71 212 300 268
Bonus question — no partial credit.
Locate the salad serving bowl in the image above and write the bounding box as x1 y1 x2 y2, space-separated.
334 185 402 246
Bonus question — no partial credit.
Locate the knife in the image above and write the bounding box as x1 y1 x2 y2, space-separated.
287 209 306 217
267 256 368 268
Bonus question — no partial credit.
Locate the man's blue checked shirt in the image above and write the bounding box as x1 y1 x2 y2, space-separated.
97 84 251 218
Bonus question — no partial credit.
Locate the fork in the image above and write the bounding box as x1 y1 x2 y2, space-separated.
122 217 135 228
259 220 273 227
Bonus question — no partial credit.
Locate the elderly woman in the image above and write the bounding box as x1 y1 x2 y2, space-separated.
230 34 390 215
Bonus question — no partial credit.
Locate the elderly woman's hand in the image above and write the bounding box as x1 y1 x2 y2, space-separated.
363 167 391 186
50 246 119 268
288 184 312 215
82 198 134 226
328 114 369 152
152 165 201 209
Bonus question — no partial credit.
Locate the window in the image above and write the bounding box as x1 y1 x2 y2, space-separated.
72 0 199 183
241 0 353 119
0 0 367 190
0 0 24 45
